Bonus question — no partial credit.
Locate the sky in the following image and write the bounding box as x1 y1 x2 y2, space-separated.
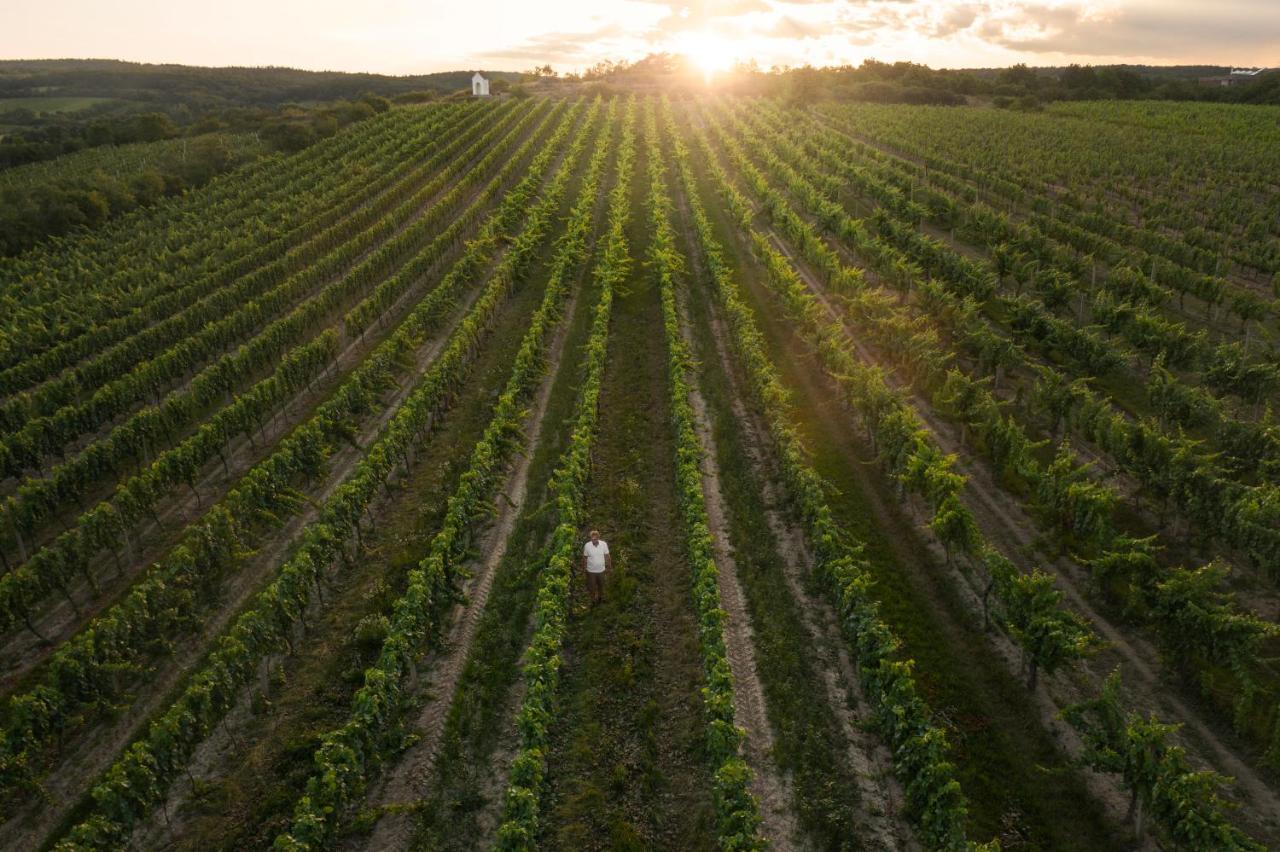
2 0 1277 76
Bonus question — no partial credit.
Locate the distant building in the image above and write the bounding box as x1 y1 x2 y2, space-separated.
472 72 491 97
1200 67 1269 88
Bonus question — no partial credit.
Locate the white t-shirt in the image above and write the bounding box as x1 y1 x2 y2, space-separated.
583 540 609 573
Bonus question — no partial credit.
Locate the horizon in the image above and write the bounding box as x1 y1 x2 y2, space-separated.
0 55 1271 77
3 1 1277 78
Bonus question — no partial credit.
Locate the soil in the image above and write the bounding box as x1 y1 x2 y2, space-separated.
671 261 804 849
684 106 1127 847
0 111 540 677
3 265 494 852
761 105 1280 839
755 173 1280 846
111 109 590 852
539 135 718 849
681 229 916 851
356 285 581 851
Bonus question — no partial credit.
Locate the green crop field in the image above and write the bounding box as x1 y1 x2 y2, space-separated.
0 95 122 113
0 93 1277 852
0 132 264 189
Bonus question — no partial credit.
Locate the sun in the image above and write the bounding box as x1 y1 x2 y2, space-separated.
677 30 737 82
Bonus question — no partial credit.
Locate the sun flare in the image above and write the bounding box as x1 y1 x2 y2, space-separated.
677 30 737 81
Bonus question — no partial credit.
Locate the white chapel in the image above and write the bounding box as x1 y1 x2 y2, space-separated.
471 72 490 97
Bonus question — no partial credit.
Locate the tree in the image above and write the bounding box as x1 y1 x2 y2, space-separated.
999 63 1040 90
929 494 980 566
999 569 1098 689
1061 64 1098 91
126 112 179 143
786 66 823 106
358 93 391 113
1150 561 1278 684
1062 669 1264 849
260 121 314 153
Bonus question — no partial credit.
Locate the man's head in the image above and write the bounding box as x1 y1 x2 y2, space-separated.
589 529 600 543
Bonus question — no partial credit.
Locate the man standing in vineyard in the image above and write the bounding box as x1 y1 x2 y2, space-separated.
581 529 612 607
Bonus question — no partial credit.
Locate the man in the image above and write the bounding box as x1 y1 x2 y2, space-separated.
580 529 612 606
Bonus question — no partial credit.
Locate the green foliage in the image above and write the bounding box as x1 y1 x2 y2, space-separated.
277 98 606 849
1063 670 1264 850
35 101 589 849
495 96 636 849
0 106 576 800
996 566 1100 689
644 99 765 851
0 133 263 254
668 99 978 850
712 96 1279 744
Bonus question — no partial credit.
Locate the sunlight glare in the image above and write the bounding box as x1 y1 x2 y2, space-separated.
677 30 736 82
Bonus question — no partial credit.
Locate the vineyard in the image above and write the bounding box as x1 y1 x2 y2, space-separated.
0 93 1277 851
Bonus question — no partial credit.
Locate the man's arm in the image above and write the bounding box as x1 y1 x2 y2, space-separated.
606 550 613 570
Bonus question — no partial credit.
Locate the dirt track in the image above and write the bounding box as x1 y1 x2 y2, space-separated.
357 284 582 852
750 163 1280 846
4 257 496 852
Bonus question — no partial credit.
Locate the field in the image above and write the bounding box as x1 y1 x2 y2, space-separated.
0 96 123 114
0 94 1277 851
0 133 265 189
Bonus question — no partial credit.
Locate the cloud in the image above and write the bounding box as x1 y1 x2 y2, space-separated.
649 0 771 36
985 0 1280 59
479 21 632 63
467 0 1278 73
931 3 982 38
769 14 820 38
834 3 907 34
632 0 770 17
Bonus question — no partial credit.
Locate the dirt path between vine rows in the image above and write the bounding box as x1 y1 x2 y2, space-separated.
712 100 1280 782
4 266 499 852
750 163 1280 833
0 129 531 686
750 105 1278 614
669 276 805 851
0 110 412 431
665 157 914 849
765 218 1280 846
694 265 915 852
357 286 582 852
117 120 590 852
1 112 489 554
804 108 1280 312
807 109 1279 361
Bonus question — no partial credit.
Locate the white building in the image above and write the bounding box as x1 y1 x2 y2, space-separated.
472 72 491 97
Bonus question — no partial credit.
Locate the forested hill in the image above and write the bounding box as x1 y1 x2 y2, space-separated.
0 59 522 107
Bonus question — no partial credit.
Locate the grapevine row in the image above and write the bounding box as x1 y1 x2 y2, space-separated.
0 101 525 488
664 97 979 852
0 102 483 413
276 96 611 851
704 103 1278 743
0 107 426 373
645 101 765 850
494 96 634 850
45 99 590 852
0 100 553 627
723 98 1275 584
692 101 1268 850
0 102 583 808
